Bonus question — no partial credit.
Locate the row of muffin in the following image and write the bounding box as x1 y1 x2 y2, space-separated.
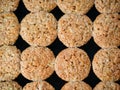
0 1 119 48
19 0 120 48
0 0 120 14
93 0 120 89
0 81 55 90
0 81 119 90
1 45 119 82
0 45 119 89
0 0 22 89
0 11 120 48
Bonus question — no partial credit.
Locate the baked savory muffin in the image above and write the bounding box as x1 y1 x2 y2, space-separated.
20 11 57 46
61 81 92 90
0 0 20 13
0 12 20 46
0 45 21 81
56 0 94 14
93 13 120 48
21 46 55 81
23 81 55 90
55 48 91 81
93 82 120 90
0 81 22 90
95 0 120 13
23 0 56 12
92 48 120 82
58 13 92 47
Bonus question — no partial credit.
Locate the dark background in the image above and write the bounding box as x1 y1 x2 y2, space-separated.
13 0 119 89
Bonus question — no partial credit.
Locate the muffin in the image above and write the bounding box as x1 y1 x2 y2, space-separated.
0 0 20 13
93 82 120 90
0 45 21 81
21 46 55 81
93 13 120 48
55 48 91 81
58 13 92 47
95 0 120 13
0 12 20 46
23 81 55 90
20 11 57 46
23 0 56 12
92 48 120 81
0 81 22 90
56 0 94 14
61 81 92 90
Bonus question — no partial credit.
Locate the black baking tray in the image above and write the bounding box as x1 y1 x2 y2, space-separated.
13 0 119 89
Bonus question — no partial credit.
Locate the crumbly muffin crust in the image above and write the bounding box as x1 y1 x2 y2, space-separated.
0 0 20 13
93 13 120 48
56 0 94 14
0 81 22 90
21 46 55 81
23 81 55 90
61 81 92 90
55 48 91 81
95 0 120 13
58 13 92 47
93 82 120 90
0 12 20 46
92 48 120 81
20 11 57 46
0 45 21 81
23 0 56 12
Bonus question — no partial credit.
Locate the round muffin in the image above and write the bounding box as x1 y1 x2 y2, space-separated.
23 81 55 90
23 0 56 12
92 48 120 82
21 46 55 81
95 0 120 13
20 11 57 46
0 0 20 13
93 82 120 90
0 45 21 81
56 0 94 14
0 12 20 46
93 13 120 48
58 13 92 47
0 81 22 90
61 81 92 90
55 48 91 81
